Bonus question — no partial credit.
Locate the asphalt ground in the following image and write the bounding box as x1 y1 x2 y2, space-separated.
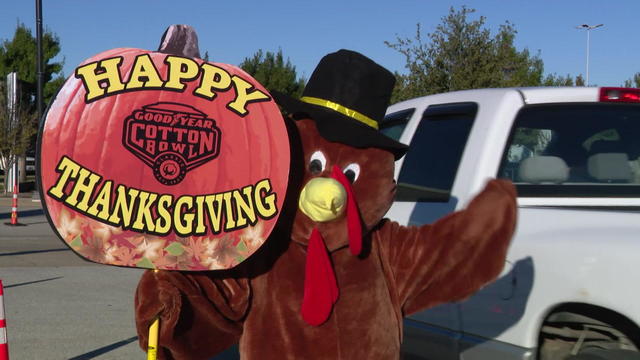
0 194 144 359
0 195 239 359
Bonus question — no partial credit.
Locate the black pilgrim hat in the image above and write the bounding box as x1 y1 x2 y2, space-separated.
272 49 409 160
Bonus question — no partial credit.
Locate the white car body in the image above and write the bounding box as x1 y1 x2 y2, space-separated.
385 87 640 359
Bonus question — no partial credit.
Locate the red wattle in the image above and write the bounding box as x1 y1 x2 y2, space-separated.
301 228 339 326
331 166 363 256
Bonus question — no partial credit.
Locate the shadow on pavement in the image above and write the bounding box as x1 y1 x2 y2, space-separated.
0 209 44 219
4 276 64 288
68 336 139 360
0 248 70 257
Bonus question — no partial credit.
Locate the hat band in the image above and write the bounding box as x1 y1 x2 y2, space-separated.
300 96 378 130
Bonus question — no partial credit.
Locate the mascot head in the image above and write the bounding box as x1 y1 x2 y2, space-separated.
273 50 408 325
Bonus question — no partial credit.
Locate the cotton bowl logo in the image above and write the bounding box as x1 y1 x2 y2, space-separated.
123 102 221 185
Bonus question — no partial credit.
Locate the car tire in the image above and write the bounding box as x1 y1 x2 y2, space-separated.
565 348 640 360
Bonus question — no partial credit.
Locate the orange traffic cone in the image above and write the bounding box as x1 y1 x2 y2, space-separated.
0 279 8 360
5 185 22 227
10 185 18 226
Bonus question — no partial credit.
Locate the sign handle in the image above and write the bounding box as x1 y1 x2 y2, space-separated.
147 317 159 360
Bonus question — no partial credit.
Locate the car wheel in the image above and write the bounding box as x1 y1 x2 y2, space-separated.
565 348 640 360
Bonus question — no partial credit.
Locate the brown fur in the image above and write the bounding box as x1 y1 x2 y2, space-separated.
135 117 518 359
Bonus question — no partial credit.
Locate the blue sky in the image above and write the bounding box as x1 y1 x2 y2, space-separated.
1 1 638 87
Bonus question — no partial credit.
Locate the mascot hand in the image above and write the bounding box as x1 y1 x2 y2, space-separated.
135 270 184 359
135 269 249 359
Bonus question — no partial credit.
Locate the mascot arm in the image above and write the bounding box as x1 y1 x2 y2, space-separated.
379 179 517 316
135 270 250 360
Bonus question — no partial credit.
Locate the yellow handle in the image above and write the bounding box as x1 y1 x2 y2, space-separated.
147 317 159 360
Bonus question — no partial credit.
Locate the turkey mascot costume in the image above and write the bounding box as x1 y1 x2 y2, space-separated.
135 49 518 359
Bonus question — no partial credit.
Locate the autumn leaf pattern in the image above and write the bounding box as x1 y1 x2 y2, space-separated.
183 236 211 263
82 235 108 263
211 234 244 268
113 246 139 267
129 235 164 261
57 208 84 242
240 221 265 249
53 209 268 270
88 220 123 242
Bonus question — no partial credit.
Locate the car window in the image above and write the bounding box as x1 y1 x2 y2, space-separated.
498 103 640 197
381 108 415 141
396 102 478 202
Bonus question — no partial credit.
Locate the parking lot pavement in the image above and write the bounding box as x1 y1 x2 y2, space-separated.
0 192 42 208
0 202 144 359
2 266 144 359
0 200 240 359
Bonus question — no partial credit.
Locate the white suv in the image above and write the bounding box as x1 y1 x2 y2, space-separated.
383 87 640 360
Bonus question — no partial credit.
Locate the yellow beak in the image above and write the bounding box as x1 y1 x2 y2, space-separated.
298 177 347 222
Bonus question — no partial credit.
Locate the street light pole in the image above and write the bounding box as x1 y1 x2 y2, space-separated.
36 0 44 120
576 24 603 86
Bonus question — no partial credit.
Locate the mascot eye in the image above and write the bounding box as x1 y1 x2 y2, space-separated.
309 151 327 175
343 163 360 183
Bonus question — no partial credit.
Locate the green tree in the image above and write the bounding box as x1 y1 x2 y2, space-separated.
543 73 572 86
240 49 305 98
0 23 65 104
0 23 65 191
542 73 587 86
386 7 547 103
0 81 37 189
623 73 640 88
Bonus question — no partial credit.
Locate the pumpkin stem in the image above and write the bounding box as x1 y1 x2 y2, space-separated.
158 24 201 59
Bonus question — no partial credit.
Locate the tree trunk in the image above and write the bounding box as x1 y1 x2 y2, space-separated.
18 155 26 183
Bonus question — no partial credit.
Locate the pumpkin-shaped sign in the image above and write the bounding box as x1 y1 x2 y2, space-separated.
38 47 290 271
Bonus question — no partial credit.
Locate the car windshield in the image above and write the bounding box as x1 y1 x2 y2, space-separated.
498 103 640 197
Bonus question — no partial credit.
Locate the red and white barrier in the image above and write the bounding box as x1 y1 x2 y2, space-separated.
0 279 8 360
9 185 18 226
